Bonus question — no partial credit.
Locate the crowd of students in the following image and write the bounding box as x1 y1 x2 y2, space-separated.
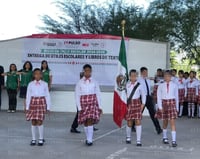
0 60 52 113
153 68 200 118
0 61 199 148
0 60 52 146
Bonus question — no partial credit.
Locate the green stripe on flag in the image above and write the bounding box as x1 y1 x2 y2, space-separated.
118 37 128 79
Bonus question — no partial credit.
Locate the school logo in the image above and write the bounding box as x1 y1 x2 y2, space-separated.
64 41 81 48
116 74 127 91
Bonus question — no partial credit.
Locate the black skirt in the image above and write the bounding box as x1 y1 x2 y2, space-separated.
19 86 27 98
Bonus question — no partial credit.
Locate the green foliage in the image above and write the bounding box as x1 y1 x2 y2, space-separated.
39 0 200 64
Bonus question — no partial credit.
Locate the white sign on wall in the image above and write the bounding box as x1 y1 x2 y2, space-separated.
23 34 129 86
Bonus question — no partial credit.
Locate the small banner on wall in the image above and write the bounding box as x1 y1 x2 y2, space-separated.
23 34 129 86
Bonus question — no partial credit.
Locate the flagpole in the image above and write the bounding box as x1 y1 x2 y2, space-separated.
121 20 126 37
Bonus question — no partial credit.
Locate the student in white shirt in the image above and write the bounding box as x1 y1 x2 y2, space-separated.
186 71 198 118
26 68 51 146
197 79 200 118
153 68 164 108
75 64 102 146
176 70 187 117
136 67 162 134
155 70 179 147
125 69 146 146
171 69 178 83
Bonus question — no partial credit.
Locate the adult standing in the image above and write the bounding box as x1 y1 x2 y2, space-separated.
41 60 52 90
0 65 4 110
138 67 162 134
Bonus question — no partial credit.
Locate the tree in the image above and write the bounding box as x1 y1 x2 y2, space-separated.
146 0 200 64
39 0 200 64
39 0 142 35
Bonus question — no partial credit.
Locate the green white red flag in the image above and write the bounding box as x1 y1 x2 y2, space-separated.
113 36 128 128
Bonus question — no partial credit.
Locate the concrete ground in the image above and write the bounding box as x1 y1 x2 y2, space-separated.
0 110 200 159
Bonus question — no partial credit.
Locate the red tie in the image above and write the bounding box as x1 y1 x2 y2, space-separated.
190 80 193 83
167 83 169 93
179 79 183 84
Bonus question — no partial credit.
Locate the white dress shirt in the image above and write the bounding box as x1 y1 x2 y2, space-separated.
175 77 187 97
171 76 178 83
26 80 51 110
186 78 198 95
138 77 151 96
157 81 179 111
154 76 164 86
126 81 146 105
75 76 101 111
196 80 200 93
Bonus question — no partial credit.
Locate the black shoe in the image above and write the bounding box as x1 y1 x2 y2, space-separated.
70 128 81 133
94 127 98 131
87 142 93 146
157 129 163 135
30 140 36 146
38 139 44 146
163 138 169 144
126 137 131 144
178 115 182 118
86 140 93 146
172 141 177 147
136 142 142 147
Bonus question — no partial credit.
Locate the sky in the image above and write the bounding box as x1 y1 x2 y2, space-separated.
0 0 152 40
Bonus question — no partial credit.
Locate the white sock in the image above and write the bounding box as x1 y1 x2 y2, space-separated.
126 125 131 138
87 126 94 143
38 125 44 140
155 104 158 111
163 129 167 139
31 125 36 140
192 104 195 117
84 126 88 140
199 107 200 117
171 131 176 142
188 103 191 116
136 125 142 142
179 105 183 116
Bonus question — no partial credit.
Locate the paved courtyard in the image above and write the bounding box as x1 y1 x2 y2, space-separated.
0 111 199 159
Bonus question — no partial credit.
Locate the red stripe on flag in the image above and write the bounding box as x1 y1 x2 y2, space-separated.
113 91 127 128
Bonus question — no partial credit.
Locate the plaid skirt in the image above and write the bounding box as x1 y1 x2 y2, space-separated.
153 85 158 103
125 98 142 120
155 99 177 120
197 89 200 104
178 88 185 104
187 88 196 103
26 97 47 121
78 94 101 125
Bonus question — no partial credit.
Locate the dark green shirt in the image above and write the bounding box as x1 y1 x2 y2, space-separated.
42 70 50 84
20 70 32 87
6 71 19 89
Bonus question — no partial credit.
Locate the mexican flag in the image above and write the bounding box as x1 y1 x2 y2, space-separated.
113 36 128 128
